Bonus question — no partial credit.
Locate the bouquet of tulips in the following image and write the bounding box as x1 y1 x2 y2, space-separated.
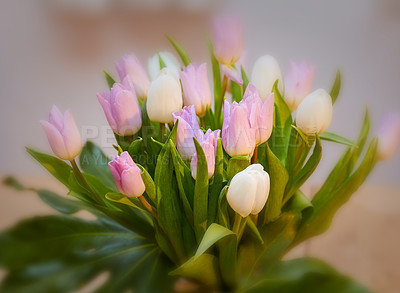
2 16 400 293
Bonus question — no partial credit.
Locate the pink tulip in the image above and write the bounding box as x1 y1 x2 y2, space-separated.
212 14 243 66
40 105 82 161
115 54 150 101
285 61 315 111
191 129 221 179
172 105 201 161
109 151 145 197
97 77 142 136
222 100 256 157
243 84 274 145
377 113 400 160
180 63 212 117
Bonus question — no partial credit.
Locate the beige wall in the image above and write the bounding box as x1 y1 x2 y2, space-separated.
0 0 399 184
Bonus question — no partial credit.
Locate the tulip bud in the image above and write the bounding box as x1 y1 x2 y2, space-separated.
377 113 400 160
222 100 256 157
191 129 221 179
212 14 243 66
251 55 284 100
227 164 270 217
285 61 315 111
115 53 150 101
147 68 183 123
243 84 274 145
108 151 145 197
40 105 82 161
180 63 212 117
97 77 142 136
173 105 201 161
295 89 333 136
148 51 181 81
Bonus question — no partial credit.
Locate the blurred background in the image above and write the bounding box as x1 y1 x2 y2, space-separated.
0 0 399 292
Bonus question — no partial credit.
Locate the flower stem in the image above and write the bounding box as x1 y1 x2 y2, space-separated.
251 146 258 164
138 196 155 217
70 159 101 204
216 75 228 128
200 116 206 129
160 123 166 142
232 213 242 235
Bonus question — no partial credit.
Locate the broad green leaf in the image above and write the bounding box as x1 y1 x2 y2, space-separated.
217 186 230 228
259 144 289 226
193 137 209 242
291 125 309 146
244 257 371 293
169 140 194 227
194 223 237 288
204 105 216 130
283 190 313 217
105 192 145 211
154 141 186 263
245 218 264 245
104 70 116 89
79 141 116 190
0 215 173 293
231 80 242 102
284 135 322 205
330 70 341 104
26 148 91 202
273 80 292 130
227 155 250 180
320 132 356 147
128 137 143 156
295 138 378 244
166 35 191 66
208 139 224 224
170 253 218 286
113 133 132 151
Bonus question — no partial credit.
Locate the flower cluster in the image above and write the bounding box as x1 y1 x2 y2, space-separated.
34 14 400 292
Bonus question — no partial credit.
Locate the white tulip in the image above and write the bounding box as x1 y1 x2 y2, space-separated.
295 89 333 136
146 68 183 123
251 55 284 100
227 164 270 217
148 51 181 81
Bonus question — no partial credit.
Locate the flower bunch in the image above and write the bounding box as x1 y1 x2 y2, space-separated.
4 15 400 293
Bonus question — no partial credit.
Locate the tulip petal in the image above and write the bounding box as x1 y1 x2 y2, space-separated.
40 120 69 160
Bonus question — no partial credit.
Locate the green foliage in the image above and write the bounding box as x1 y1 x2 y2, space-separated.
166 35 191 66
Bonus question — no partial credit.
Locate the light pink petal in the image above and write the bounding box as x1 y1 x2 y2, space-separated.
40 120 69 160
121 167 145 197
97 92 118 131
48 105 64 132
62 110 82 159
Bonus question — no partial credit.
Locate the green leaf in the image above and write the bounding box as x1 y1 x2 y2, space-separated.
37 189 89 215
330 70 341 104
217 186 230 228
3 176 25 190
104 70 116 89
208 139 224 224
128 137 143 156
320 132 356 147
241 65 249 92
154 141 186 263
245 218 264 245
284 135 322 205
244 257 371 293
259 144 289 226
105 192 145 211
295 138 378 244
158 53 167 69
193 137 209 243
170 253 218 286
0 215 173 293
79 141 116 190
204 105 216 130
26 148 91 202
231 80 242 102
169 140 194 227
208 40 223 127
166 35 191 66
227 155 250 180
138 165 157 206
193 223 237 288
